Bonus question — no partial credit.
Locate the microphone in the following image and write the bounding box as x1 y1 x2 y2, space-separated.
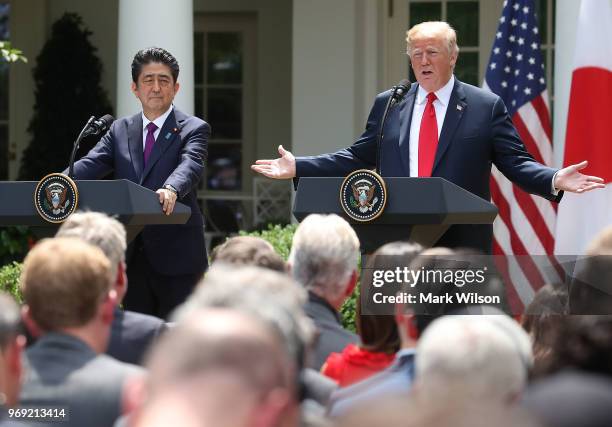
391 79 411 103
68 114 114 179
84 114 114 137
375 79 412 173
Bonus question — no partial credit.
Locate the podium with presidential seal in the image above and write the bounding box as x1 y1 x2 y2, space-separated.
293 170 498 253
0 174 191 241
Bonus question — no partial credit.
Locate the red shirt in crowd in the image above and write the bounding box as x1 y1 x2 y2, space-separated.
321 343 396 387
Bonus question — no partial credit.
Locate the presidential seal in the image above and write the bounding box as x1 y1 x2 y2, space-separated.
34 173 79 223
339 169 387 222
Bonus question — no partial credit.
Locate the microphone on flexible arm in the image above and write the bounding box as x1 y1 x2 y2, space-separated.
375 79 411 174
68 114 115 179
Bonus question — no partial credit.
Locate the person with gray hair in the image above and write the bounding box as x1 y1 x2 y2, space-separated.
128 309 299 427
56 211 167 365
415 314 533 404
0 293 25 420
173 264 337 425
289 214 360 370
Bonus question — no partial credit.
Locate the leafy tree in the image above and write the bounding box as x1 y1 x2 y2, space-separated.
18 13 112 180
0 41 26 63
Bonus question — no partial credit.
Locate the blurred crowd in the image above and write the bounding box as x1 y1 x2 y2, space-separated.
1 211 612 427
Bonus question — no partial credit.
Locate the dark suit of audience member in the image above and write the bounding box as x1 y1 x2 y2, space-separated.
305 292 359 371
107 308 168 365
20 333 142 427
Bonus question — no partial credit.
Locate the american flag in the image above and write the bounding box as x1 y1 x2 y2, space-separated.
483 0 561 310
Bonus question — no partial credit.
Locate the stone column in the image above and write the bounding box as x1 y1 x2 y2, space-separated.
116 0 194 117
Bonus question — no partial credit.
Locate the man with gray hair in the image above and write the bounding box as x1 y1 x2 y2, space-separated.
128 309 299 427
174 264 337 424
0 293 25 422
289 213 360 370
56 211 167 365
415 314 533 404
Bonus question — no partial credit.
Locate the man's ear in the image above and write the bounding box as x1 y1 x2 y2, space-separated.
7 335 25 378
394 303 419 340
100 290 118 326
21 305 42 338
173 81 180 95
131 81 138 96
344 270 358 297
115 262 127 301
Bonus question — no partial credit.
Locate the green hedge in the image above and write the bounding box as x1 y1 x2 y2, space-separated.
241 224 358 332
0 262 23 304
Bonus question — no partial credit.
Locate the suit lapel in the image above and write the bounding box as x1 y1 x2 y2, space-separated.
140 109 181 183
398 84 418 175
432 79 466 174
127 114 144 180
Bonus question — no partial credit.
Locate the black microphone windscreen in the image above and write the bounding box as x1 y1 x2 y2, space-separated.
99 114 115 127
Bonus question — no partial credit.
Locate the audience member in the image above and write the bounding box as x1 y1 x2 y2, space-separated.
321 242 421 386
19 238 143 427
128 309 298 427
211 235 287 272
569 225 612 314
523 370 612 427
175 265 334 425
56 211 167 365
415 314 532 404
0 293 24 421
289 214 360 370
334 395 541 427
521 283 568 377
539 315 612 377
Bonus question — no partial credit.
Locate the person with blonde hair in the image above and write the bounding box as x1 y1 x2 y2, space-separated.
19 238 143 427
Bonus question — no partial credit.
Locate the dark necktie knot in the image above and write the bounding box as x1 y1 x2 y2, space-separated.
146 122 158 133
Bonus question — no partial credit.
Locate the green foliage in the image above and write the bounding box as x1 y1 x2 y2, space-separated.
0 226 33 265
18 13 113 180
0 41 27 63
0 262 23 303
240 223 297 261
240 223 359 331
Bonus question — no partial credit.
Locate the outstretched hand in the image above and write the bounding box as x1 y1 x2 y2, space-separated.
554 160 606 193
251 145 296 179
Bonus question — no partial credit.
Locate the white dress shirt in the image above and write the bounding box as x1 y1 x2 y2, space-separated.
408 75 455 177
141 104 174 150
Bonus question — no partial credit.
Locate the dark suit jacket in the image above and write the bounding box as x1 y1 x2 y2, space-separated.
296 78 562 253
70 108 209 275
107 308 167 365
304 292 359 371
20 333 143 427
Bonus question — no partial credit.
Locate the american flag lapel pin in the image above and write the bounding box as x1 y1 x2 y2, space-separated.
457 104 463 111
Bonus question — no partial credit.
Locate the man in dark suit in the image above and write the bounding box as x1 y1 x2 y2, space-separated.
69 47 208 318
56 211 167 365
288 214 360 370
252 22 604 253
19 238 143 427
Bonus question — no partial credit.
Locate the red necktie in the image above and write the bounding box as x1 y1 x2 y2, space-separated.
418 92 438 177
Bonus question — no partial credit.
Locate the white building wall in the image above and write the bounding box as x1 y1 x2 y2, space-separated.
292 0 381 157
553 0 581 168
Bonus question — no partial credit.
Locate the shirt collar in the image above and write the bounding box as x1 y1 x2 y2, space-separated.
416 75 455 107
142 104 174 131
